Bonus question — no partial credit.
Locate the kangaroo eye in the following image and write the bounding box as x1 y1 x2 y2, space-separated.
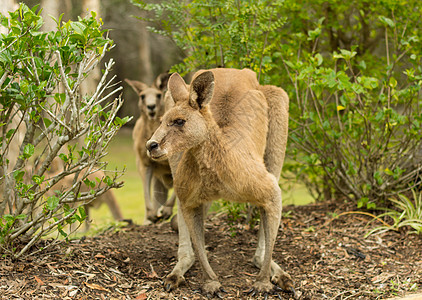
173 119 186 126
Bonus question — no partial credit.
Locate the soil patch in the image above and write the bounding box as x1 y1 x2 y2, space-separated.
1 201 421 299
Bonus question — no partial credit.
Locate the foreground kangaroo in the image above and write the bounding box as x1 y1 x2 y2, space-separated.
126 73 176 224
146 68 293 296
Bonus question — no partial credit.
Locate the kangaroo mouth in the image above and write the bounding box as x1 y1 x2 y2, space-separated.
148 112 156 118
148 151 167 161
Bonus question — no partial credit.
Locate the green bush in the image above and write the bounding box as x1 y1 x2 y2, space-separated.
279 1 422 207
0 4 129 258
132 0 285 82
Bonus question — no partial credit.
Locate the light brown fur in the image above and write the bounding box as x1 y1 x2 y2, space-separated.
146 68 293 295
126 73 176 224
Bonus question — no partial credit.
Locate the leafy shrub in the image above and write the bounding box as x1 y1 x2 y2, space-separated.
280 4 422 207
0 4 129 258
132 0 285 82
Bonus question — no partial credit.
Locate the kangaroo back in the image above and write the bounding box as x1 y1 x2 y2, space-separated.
259 85 289 181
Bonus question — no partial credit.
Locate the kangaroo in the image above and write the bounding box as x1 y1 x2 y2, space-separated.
126 73 176 224
146 68 293 296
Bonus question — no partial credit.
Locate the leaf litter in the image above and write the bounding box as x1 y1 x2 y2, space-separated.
0 201 421 299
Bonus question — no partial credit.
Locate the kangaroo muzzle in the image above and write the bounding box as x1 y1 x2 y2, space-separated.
146 139 167 161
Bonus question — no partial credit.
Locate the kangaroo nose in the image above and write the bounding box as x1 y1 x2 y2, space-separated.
146 140 159 152
147 104 156 110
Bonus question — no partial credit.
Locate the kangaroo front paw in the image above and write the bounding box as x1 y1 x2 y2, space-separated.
163 273 185 291
158 206 173 220
146 211 160 224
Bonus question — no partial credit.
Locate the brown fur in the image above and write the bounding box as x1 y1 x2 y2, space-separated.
126 73 176 224
146 68 293 294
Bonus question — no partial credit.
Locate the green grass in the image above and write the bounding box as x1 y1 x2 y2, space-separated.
86 128 314 233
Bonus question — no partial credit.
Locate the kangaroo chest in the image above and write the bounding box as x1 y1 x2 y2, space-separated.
174 148 272 208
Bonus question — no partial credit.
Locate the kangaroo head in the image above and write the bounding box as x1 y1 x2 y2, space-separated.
146 71 215 160
125 72 171 120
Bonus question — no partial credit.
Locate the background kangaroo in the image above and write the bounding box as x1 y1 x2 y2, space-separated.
146 68 293 296
126 73 176 224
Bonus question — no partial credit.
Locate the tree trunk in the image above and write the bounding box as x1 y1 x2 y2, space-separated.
0 0 18 34
82 0 100 17
138 23 153 84
40 0 61 31
80 0 101 96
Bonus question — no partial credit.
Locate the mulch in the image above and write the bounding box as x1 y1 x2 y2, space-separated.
1 200 421 299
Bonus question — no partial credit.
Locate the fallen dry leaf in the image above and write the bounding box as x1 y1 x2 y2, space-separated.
34 275 45 286
147 263 158 279
84 282 109 292
135 293 147 300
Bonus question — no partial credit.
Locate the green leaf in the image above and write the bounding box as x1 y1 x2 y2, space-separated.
32 175 45 185
46 196 60 211
367 202 376 210
374 171 383 185
70 21 87 36
23 144 34 159
103 176 113 186
43 118 52 128
78 206 86 221
379 16 395 28
389 77 397 88
13 170 25 182
314 53 323 66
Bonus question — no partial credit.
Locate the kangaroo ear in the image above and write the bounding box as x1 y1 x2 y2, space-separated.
154 71 172 92
125 79 148 95
168 73 189 104
189 71 214 110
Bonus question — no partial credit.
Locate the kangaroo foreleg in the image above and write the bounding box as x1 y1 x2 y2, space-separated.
163 199 195 291
143 166 157 224
182 203 222 296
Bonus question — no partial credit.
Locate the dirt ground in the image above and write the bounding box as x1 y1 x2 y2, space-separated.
1 201 421 299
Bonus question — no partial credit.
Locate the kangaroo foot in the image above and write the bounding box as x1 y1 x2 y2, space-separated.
202 280 224 299
163 273 185 291
252 280 274 293
244 281 274 299
245 283 288 299
271 269 295 294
